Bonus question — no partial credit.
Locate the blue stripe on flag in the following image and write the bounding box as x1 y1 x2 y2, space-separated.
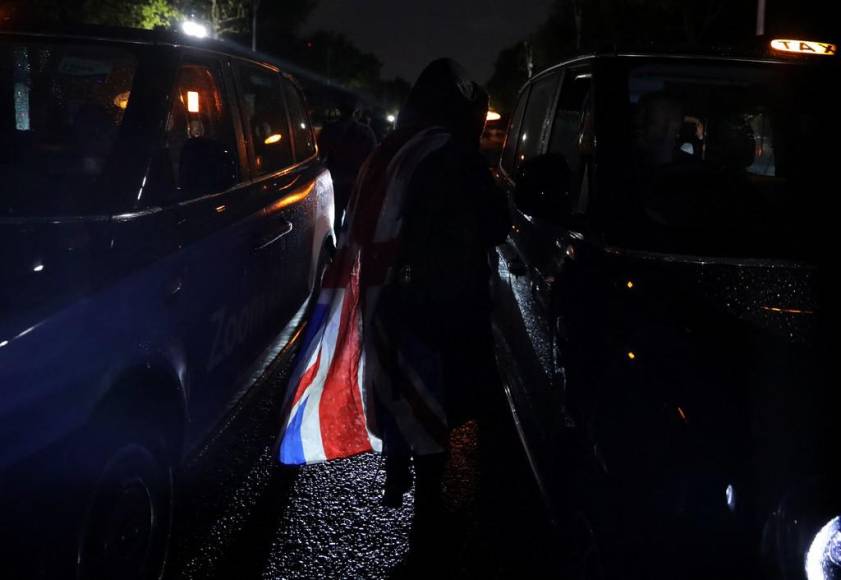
299 299 331 357
279 397 308 465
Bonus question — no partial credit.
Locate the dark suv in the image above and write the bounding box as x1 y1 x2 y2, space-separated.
493 46 840 579
0 26 334 578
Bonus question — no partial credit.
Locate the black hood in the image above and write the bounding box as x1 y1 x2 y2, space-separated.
397 58 488 146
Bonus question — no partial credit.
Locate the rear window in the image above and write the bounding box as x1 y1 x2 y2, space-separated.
1 40 137 214
618 60 840 259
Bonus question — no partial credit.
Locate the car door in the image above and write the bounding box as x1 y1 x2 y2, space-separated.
495 70 562 436
529 66 597 443
156 51 265 444
498 64 598 466
232 61 316 354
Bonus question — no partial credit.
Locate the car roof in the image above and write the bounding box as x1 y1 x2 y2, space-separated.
527 51 799 85
0 23 282 71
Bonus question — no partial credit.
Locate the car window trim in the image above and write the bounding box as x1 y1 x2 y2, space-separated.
279 77 299 162
282 79 318 162
506 70 562 178
498 85 531 182
177 158 316 208
219 55 250 183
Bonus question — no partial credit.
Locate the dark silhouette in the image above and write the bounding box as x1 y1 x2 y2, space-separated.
352 58 510 572
317 98 377 225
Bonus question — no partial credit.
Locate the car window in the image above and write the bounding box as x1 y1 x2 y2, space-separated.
1 40 137 214
281 79 316 160
548 69 593 211
619 61 840 258
500 88 528 175
165 60 239 198
513 73 559 172
236 63 294 175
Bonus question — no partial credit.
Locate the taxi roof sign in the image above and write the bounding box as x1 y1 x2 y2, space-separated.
770 39 837 56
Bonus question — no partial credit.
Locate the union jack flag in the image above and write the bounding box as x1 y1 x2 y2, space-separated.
277 128 452 465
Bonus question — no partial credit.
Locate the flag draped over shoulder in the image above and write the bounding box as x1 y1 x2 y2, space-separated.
277 127 452 466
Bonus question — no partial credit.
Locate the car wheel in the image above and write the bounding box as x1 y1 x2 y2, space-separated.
75 436 173 580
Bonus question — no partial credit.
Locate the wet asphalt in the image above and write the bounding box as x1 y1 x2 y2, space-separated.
165 345 556 579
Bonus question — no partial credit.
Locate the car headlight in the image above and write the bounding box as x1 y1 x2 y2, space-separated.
806 516 841 580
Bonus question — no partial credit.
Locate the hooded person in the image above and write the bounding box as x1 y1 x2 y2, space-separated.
276 58 509 559
358 59 511 564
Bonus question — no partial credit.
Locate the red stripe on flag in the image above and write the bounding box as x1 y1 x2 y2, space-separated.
319 258 372 458
291 348 321 409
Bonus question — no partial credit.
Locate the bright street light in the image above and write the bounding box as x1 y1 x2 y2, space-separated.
486 110 502 122
386 114 396 124
181 20 209 39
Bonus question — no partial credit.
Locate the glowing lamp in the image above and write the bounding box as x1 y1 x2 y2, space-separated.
113 91 130 110
181 20 209 39
264 134 283 145
187 91 200 113
486 110 502 122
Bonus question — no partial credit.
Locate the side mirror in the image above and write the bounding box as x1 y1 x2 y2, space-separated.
178 138 238 198
513 153 572 225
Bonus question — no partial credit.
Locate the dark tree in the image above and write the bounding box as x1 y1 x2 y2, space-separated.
1 0 183 27
296 30 382 91
486 0 761 113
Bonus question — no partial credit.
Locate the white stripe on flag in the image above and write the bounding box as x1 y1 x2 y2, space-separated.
298 288 346 462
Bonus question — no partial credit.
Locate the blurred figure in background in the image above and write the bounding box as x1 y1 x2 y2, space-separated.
317 96 377 226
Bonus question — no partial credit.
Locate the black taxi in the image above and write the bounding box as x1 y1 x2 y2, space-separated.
1 24 334 579
492 39 840 579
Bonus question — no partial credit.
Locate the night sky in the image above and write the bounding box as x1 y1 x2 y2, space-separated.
304 0 554 84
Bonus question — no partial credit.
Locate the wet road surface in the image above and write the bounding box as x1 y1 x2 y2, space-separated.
166 345 556 579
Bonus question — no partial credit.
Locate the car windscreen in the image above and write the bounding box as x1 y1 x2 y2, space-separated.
0 40 137 215
617 60 838 260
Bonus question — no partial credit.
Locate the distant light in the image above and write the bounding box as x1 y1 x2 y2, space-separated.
677 406 687 422
627 351 636 360
770 39 836 56
486 110 502 122
181 20 209 39
0 340 8 348
32 263 44 272
300 122 307 130
386 114 396 124
113 91 130 110
521 133 528 142
215 205 226 213
187 91 200 113
264 133 283 145
626 280 634 289
725 484 736 512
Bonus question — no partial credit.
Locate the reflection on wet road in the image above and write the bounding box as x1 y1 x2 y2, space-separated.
263 454 414 579
168 344 551 579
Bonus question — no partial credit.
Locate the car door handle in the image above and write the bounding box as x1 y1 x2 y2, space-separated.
255 217 293 250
